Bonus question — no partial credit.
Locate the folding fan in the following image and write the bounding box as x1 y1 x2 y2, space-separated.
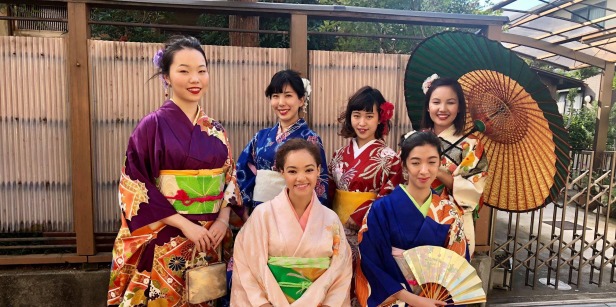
403 246 486 305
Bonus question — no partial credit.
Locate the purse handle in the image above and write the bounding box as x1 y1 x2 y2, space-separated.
187 246 206 270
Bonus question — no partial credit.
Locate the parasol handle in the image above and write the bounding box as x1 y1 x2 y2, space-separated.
442 120 485 155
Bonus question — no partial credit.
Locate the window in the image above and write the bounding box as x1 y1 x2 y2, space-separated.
571 1 606 27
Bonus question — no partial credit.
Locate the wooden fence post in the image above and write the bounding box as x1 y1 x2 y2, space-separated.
67 1 95 256
289 13 310 123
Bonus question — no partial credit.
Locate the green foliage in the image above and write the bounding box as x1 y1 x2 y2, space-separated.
90 8 170 42
315 0 490 53
196 14 230 46
564 102 616 150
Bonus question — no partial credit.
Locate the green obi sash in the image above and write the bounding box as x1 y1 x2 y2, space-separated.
267 256 331 303
157 168 226 214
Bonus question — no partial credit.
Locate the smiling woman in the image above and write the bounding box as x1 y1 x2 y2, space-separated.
231 139 353 307
236 69 330 212
107 36 245 307
357 131 469 307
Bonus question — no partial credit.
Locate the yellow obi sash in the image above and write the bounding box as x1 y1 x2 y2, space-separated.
332 189 377 224
157 168 226 214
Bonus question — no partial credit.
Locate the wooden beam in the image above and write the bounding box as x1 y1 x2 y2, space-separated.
25 0 508 27
290 14 308 77
593 64 615 168
289 13 310 125
485 24 502 41
229 0 259 47
0 254 87 265
67 1 95 256
501 32 607 69
509 0 583 29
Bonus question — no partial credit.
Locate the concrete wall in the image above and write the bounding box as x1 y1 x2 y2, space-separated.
0 269 108 307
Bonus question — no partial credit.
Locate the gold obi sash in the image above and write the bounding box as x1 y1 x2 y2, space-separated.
157 168 226 214
332 189 377 224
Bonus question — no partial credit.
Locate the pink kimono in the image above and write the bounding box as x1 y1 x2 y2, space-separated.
231 190 353 306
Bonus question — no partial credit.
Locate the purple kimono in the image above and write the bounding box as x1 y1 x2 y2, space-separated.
108 101 243 307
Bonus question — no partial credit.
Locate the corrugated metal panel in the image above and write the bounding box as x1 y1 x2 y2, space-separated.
89 40 287 232
0 36 72 232
309 50 412 159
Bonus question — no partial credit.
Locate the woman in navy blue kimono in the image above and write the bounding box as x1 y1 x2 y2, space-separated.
357 131 469 307
236 70 329 211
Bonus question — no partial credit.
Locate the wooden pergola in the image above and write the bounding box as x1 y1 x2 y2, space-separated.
490 0 616 164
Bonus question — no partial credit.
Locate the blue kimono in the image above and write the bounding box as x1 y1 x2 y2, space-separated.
358 186 469 307
236 118 329 209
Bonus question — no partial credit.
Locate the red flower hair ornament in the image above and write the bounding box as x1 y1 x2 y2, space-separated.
379 101 394 135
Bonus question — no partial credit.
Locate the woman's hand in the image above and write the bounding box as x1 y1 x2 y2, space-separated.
181 221 214 252
394 290 447 307
209 219 228 248
436 168 454 191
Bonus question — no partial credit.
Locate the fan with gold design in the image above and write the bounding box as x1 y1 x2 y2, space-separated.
403 246 486 305
404 31 570 212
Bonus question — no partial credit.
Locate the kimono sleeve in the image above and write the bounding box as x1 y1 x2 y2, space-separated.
451 137 488 214
358 199 405 306
349 153 403 225
119 115 177 233
442 202 471 261
327 149 339 202
312 134 330 207
219 127 244 218
230 206 279 306
236 133 258 209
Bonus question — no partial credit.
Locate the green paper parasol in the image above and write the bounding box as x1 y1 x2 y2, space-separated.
404 31 570 212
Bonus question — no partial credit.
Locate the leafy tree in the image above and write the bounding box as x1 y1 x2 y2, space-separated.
90 8 170 42
315 0 490 53
564 101 616 151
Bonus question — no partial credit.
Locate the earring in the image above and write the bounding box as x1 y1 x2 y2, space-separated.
164 86 169 98
302 102 308 114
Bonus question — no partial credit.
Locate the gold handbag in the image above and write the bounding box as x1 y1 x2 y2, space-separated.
184 247 227 304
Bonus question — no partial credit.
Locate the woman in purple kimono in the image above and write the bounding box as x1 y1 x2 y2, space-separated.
107 36 244 307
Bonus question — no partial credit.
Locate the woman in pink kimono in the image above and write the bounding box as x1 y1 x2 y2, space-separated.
231 139 353 307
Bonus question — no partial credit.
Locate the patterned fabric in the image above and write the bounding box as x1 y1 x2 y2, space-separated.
329 139 402 226
404 126 488 255
236 118 329 209
329 139 403 307
231 190 353 306
357 186 469 307
108 101 243 307
433 125 488 215
157 169 226 214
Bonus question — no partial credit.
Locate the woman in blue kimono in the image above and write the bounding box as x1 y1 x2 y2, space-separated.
357 131 469 307
236 70 329 211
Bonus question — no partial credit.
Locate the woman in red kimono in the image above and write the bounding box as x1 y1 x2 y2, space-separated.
107 36 244 307
328 86 403 306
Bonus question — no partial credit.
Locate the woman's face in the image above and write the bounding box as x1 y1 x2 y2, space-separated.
351 104 379 144
281 149 320 199
270 84 304 127
427 85 459 133
164 48 209 105
405 144 440 191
